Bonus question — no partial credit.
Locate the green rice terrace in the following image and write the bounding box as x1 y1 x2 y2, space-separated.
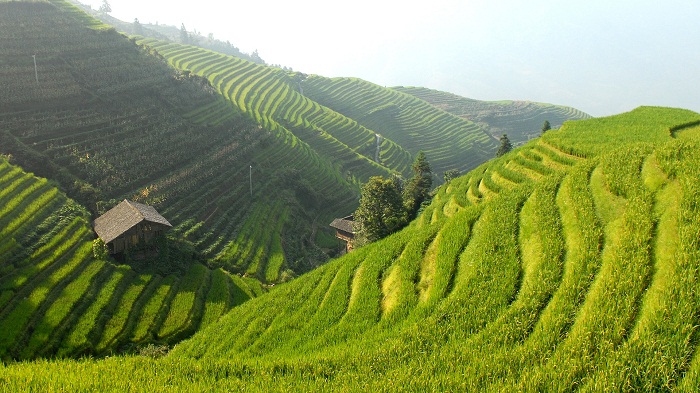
133 39 498 177
4 0 700 391
4 101 700 388
0 0 383 286
394 86 592 144
0 157 261 359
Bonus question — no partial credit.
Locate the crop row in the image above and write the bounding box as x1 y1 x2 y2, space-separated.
164 107 700 390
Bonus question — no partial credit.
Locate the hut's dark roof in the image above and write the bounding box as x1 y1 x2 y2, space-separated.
94 199 172 244
330 215 356 234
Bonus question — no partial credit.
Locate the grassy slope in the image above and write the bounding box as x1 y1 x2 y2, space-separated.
0 158 257 360
0 0 363 283
4 107 700 390
300 76 498 176
134 38 393 183
394 86 592 144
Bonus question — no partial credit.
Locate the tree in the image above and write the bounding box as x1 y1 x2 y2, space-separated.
98 0 111 14
250 50 264 64
180 23 190 44
496 134 512 157
541 120 551 136
403 151 433 217
443 169 461 183
354 176 407 244
133 18 143 35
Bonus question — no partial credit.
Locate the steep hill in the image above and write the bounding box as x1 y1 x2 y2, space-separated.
394 86 592 144
4 107 700 390
300 76 497 174
0 0 369 283
0 157 260 359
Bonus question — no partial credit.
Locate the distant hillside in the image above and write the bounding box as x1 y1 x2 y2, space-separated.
301 76 497 174
394 86 592 144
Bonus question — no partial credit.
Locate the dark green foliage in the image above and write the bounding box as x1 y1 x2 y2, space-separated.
98 0 111 14
179 23 190 44
443 169 461 183
496 134 513 157
121 236 200 277
541 119 552 135
403 151 433 217
354 176 407 244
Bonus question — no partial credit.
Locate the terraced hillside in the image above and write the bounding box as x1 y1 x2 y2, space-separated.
0 158 259 360
133 40 502 179
136 38 408 177
301 76 498 175
394 86 592 144
0 0 365 283
5 107 700 390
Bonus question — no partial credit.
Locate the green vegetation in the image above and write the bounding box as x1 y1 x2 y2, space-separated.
394 86 591 144
354 176 407 243
3 0 698 390
0 0 367 283
496 133 514 157
5 106 700 390
0 158 255 360
301 76 498 177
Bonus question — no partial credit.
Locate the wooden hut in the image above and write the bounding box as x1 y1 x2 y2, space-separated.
93 199 172 254
329 215 356 253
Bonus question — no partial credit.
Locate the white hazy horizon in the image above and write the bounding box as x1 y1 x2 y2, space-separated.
79 0 699 117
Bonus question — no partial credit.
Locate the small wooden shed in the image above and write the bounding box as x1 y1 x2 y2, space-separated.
330 215 356 253
94 199 172 254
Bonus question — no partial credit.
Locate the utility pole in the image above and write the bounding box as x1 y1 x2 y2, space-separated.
32 54 38 84
249 165 252 197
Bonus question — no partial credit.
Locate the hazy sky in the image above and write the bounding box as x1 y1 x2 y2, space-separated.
81 0 699 116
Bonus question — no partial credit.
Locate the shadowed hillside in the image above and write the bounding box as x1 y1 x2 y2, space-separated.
0 158 260 359
0 0 368 283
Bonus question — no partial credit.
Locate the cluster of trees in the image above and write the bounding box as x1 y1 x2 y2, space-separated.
354 152 433 244
98 0 111 14
354 123 554 245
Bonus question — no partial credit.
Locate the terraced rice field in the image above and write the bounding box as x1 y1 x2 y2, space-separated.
0 0 365 283
136 38 395 181
0 158 258 360
302 76 498 175
164 107 700 390
394 86 592 144
5 107 700 390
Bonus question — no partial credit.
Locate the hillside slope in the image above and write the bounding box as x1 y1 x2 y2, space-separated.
0 0 367 282
394 86 592 144
4 107 700 390
0 158 259 360
300 76 497 174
